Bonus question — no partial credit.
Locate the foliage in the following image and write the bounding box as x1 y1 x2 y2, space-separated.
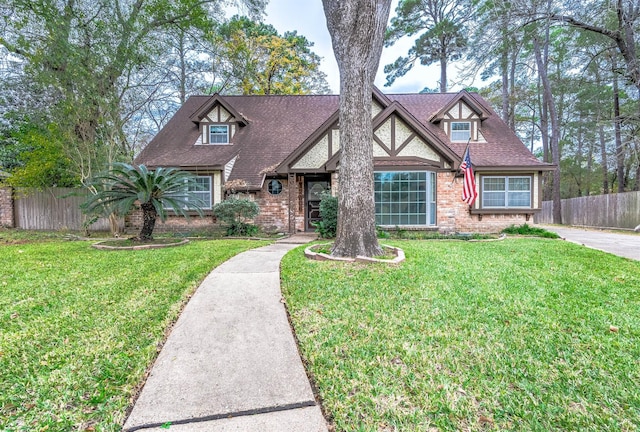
2 121 79 188
0 0 267 185
313 192 338 238
212 197 260 236
282 239 640 430
502 223 560 238
214 16 330 95
83 163 204 240
0 239 266 431
384 0 472 91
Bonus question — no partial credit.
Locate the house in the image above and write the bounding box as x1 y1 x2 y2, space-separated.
132 87 554 234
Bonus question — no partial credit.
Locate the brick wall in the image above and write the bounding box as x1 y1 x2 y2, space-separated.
437 171 532 233
0 187 14 227
255 179 290 232
254 177 305 233
123 172 531 236
125 209 219 235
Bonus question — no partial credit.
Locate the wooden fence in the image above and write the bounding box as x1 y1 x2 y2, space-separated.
535 191 640 229
14 188 122 231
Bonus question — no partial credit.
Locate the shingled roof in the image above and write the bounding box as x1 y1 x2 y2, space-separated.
135 90 553 190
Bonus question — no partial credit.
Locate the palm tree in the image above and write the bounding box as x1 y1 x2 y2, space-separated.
83 163 205 240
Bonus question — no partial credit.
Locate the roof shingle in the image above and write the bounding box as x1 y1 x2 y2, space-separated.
136 91 552 188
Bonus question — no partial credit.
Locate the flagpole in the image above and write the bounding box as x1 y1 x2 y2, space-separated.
451 138 472 184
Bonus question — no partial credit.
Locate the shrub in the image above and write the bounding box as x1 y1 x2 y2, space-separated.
313 192 338 238
213 197 260 236
502 223 560 238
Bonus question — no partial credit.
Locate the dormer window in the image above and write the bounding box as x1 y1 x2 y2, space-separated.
209 125 229 144
451 122 471 141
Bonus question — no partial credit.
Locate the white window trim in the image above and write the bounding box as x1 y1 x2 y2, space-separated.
450 121 471 142
190 175 212 209
208 124 230 145
373 170 437 227
481 175 532 209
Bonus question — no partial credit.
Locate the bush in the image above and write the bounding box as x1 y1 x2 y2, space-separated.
501 223 560 238
313 192 338 238
213 197 260 236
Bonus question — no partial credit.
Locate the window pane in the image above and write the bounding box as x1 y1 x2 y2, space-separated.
483 192 505 207
188 176 211 208
451 122 471 141
483 178 505 191
482 176 531 208
509 177 530 191
209 125 228 144
508 192 530 207
374 171 433 226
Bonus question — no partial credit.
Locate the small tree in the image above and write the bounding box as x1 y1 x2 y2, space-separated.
83 163 204 240
212 196 260 236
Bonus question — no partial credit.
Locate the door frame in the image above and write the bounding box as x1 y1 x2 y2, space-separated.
304 175 331 231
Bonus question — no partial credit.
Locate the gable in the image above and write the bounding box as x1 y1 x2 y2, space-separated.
281 104 458 174
445 101 479 120
291 126 340 171
373 115 448 167
201 105 234 123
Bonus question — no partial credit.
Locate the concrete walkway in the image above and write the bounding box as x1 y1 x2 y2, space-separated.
123 234 327 432
540 225 640 261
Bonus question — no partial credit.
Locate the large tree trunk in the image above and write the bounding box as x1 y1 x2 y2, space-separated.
440 51 447 92
139 202 157 240
594 65 610 194
613 64 625 192
534 36 562 224
598 123 610 194
322 0 391 257
501 44 509 125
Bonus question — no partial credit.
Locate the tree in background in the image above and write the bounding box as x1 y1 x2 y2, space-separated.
214 16 330 95
322 0 392 257
384 0 472 92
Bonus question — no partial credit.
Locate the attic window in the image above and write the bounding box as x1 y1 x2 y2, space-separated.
451 122 471 142
209 125 229 144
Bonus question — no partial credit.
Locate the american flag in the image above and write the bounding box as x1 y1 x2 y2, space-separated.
460 146 478 206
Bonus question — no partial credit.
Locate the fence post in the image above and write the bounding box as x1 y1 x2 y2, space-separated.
0 187 15 228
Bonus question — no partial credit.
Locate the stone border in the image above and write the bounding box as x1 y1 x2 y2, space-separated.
469 233 507 242
304 243 405 264
92 238 190 250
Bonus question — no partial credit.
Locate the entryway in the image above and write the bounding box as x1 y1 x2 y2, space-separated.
305 176 331 231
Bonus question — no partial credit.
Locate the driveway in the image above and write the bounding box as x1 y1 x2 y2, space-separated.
540 225 640 261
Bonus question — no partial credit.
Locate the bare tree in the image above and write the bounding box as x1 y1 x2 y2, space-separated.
322 0 392 257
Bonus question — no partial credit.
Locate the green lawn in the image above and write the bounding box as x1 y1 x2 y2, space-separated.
281 239 640 431
0 237 267 431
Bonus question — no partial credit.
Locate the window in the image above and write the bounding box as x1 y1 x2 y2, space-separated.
451 122 471 141
482 176 531 208
268 179 283 195
374 171 436 226
189 176 212 209
209 125 229 144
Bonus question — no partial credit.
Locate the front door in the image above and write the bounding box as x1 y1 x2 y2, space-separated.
305 177 330 230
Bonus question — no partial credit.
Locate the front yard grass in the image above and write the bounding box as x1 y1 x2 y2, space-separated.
0 237 267 431
281 239 640 431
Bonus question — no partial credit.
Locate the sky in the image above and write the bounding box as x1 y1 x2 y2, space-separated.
261 0 466 94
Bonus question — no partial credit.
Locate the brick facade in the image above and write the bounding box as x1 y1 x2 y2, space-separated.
123 172 532 236
0 187 14 228
125 209 219 235
436 171 531 233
